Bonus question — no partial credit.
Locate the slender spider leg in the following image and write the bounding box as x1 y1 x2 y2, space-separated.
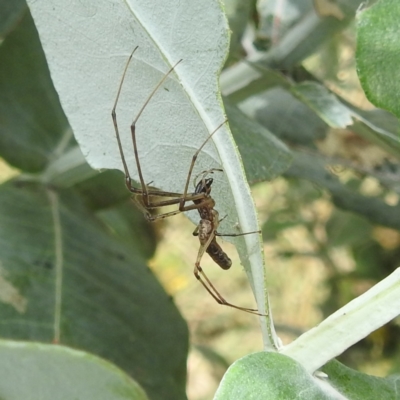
112 49 265 315
112 49 227 220
111 48 186 207
215 230 261 237
136 120 228 220
179 120 228 211
194 219 265 316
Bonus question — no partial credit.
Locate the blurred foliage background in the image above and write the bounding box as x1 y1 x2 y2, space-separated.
183 1 400 398
1 0 400 399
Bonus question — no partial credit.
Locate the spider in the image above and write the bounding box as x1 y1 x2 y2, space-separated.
111 48 264 316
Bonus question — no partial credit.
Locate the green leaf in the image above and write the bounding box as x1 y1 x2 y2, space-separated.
215 353 400 399
26 0 275 347
356 0 400 120
293 82 353 128
322 360 400 400
292 82 400 158
225 101 292 184
0 8 71 172
214 352 334 399
0 0 26 38
75 169 157 260
0 181 188 400
0 340 149 400
74 169 131 210
224 0 253 65
223 64 291 104
343 104 400 159
282 268 400 373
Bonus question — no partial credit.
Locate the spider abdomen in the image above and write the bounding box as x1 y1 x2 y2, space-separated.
206 240 232 270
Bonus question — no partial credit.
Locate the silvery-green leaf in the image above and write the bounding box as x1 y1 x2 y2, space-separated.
26 0 275 346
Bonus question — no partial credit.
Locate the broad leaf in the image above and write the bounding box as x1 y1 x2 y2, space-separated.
214 352 334 400
0 7 71 172
0 181 188 400
356 0 400 120
322 360 400 400
26 0 274 346
0 0 26 38
292 82 400 158
215 352 400 400
0 340 149 400
225 101 292 184
282 268 400 373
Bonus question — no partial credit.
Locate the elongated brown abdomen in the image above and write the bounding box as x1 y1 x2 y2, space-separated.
206 239 232 270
